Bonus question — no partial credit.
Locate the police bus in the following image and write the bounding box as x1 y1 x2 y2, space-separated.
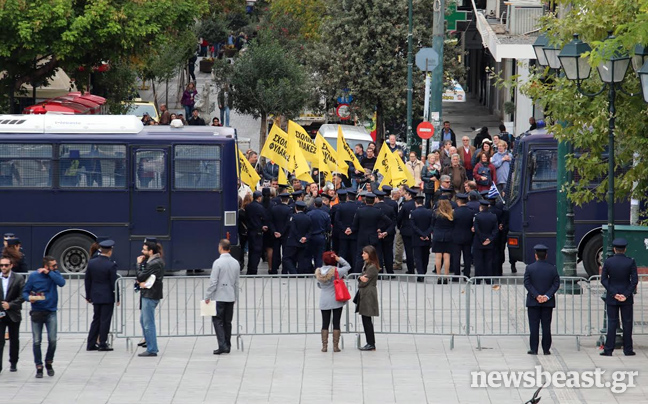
0 114 238 272
505 127 629 276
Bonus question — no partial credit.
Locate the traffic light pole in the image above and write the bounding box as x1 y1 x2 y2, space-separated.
429 0 445 145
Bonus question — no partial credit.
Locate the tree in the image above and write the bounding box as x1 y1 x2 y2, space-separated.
309 0 465 143
520 1 648 213
0 0 208 112
230 36 311 145
268 0 326 41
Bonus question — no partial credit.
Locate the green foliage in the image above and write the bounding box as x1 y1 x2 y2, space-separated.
520 0 648 210
0 0 209 110
197 15 229 44
230 36 310 139
268 0 326 41
93 60 138 115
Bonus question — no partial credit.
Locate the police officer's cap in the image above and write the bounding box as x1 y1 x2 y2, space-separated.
373 190 386 197
99 240 115 249
347 189 358 196
364 192 376 199
479 190 490 197
337 189 347 195
533 244 549 252
478 200 490 206
406 187 418 195
95 235 109 243
6 238 20 246
291 190 304 197
277 183 289 189
320 193 333 200
314 197 323 205
439 194 450 201
279 192 291 198
612 238 628 248
3 233 15 239
456 193 469 200
253 190 263 198
440 187 453 193
295 201 307 208
381 185 393 192
358 191 368 197
414 193 425 201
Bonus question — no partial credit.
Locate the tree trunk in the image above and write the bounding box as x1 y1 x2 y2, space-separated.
151 80 159 112
376 102 385 150
259 112 268 152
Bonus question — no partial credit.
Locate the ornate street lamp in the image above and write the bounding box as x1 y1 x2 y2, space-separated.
533 34 549 67
558 34 592 81
631 44 648 73
638 61 648 103
543 43 563 70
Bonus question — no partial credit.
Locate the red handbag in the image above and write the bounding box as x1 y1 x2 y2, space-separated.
334 268 351 302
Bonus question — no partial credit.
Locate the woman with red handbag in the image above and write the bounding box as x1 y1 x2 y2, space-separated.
315 251 351 352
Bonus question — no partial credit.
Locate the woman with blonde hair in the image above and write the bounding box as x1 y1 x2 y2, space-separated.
315 251 351 352
357 245 380 351
432 199 454 284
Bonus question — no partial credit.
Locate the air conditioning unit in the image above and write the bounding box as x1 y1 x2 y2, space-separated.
507 1 543 35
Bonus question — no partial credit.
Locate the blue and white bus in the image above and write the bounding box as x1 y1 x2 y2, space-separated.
0 115 239 272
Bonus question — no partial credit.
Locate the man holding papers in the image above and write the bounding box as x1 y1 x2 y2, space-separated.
205 239 240 355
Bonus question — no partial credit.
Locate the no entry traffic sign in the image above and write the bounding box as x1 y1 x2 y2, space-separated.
416 121 435 139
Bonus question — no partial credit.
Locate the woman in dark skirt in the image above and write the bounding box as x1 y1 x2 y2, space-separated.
431 198 454 284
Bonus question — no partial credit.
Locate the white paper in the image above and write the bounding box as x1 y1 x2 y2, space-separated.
143 274 156 289
200 300 216 317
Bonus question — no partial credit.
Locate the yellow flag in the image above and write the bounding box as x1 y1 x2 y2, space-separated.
336 125 363 173
315 134 339 172
374 142 391 178
287 130 314 183
378 167 393 189
260 125 291 170
278 166 288 185
237 149 260 189
287 120 318 164
391 151 415 186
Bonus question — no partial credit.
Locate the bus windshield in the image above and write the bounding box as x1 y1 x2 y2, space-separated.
507 153 523 204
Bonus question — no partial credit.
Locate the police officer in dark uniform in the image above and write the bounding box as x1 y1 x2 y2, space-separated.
282 201 312 274
466 190 481 212
410 194 434 282
472 200 498 283
85 239 120 351
307 198 331 269
487 195 505 276
335 190 360 265
347 189 360 205
245 191 269 275
319 193 332 215
346 192 392 273
397 187 417 274
269 193 293 274
271 183 290 205
600 238 639 356
381 186 398 213
451 193 475 278
523 244 560 355
374 190 397 275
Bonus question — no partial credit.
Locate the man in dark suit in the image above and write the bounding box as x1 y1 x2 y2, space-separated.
269 193 293 274
307 198 331 269
245 191 269 275
397 188 417 274
410 195 434 282
488 196 505 276
523 244 560 355
0 257 25 373
600 238 639 356
85 240 120 351
374 190 397 275
335 191 360 265
451 193 475 278
347 193 392 273
282 201 312 274
472 200 499 283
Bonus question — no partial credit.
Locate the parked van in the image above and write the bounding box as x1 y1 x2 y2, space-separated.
317 124 373 152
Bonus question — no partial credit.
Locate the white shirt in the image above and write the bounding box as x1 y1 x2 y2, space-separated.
1 271 10 300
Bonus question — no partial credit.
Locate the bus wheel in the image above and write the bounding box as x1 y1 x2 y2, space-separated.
49 234 93 273
582 234 603 277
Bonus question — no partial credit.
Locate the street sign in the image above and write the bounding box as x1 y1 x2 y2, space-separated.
416 121 434 139
336 103 351 120
415 48 439 72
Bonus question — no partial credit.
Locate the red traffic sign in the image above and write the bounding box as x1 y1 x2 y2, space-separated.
416 121 435 139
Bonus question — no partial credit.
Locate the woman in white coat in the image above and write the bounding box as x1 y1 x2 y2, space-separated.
315 251 351 352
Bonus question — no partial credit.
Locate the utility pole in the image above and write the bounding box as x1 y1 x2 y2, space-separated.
406 0 414 150
430 0 445 145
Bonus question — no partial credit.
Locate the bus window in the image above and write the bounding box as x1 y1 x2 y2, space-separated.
0 144 52 188
59 144 126 188
136 150 166 190
530 149 558 191
174 145 221 190
508 153 523 203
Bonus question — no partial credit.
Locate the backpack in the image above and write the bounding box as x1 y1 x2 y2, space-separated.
476 164 491 186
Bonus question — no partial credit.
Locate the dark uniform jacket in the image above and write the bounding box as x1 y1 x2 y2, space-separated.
335 201 360 240
472 210 498 249
269 203 293 237
452 205 476 245
397 199 416 237
307 208 331 236
601 253 639 305
286 212 312 248
351 205 392 247
524 260 560 308
137 255 165 300
383 197 399 214
245 200 269 234
411 206 434 247
374 201 397 236
85 255 119 304
0 272 25 322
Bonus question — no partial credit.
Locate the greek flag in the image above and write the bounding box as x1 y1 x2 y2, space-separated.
488 182 501 200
